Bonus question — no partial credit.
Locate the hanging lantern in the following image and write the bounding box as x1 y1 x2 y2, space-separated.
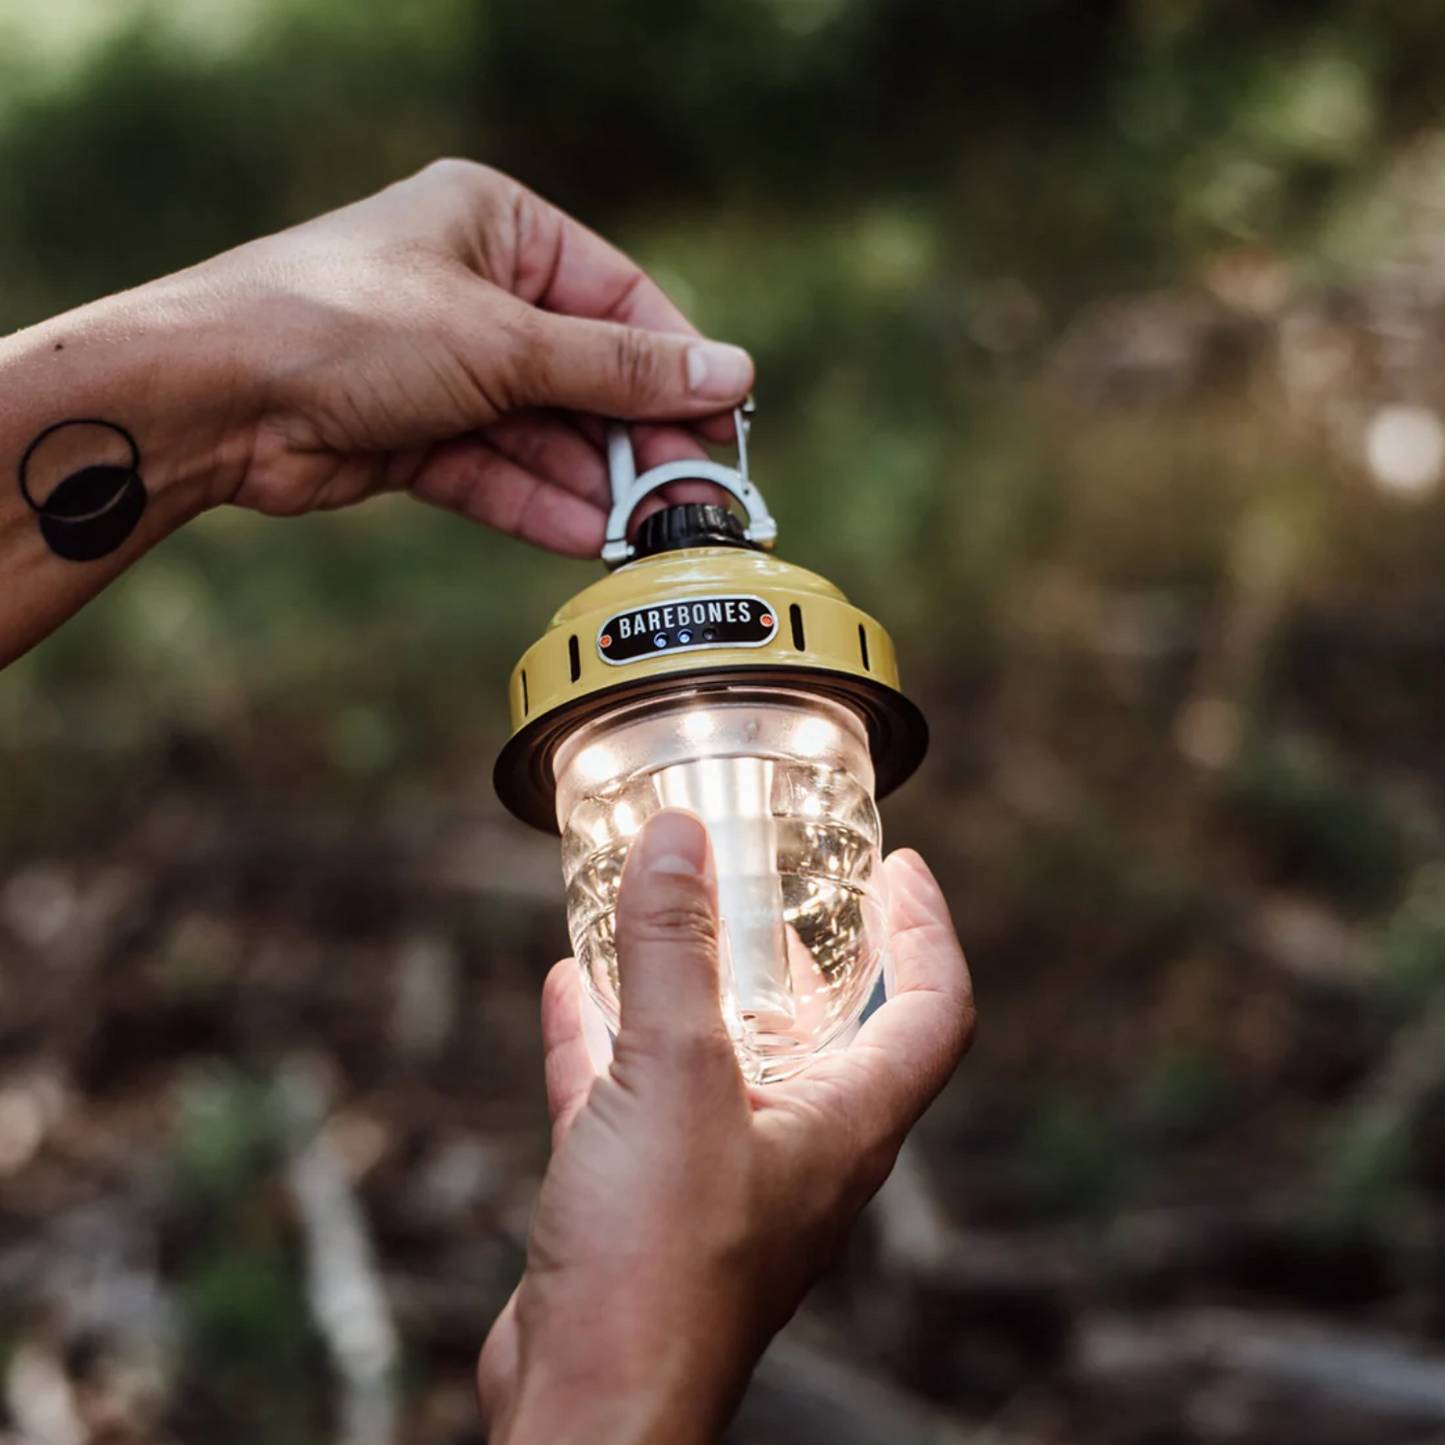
495 405 928 1081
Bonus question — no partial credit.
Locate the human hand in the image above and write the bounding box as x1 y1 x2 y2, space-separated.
477 810 975 1445
135 159 754 555
0 160 750 664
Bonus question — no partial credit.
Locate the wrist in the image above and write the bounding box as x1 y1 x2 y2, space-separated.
4 279 260 523
496 1278 751 1445
500 1352 723 1445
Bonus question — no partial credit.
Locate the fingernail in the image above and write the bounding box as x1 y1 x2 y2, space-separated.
637 809 709 877
686 342 754 401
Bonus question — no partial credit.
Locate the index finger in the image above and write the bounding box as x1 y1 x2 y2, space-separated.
511 186 702 337
841 850 976 1139
501 183 745 443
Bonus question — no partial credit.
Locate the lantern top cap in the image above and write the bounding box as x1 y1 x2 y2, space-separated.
492 400 929 832
601 399 776 567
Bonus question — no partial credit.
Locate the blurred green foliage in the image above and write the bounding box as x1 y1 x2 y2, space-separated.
178 1245 328 1445
1225 729 1410 912
1381 866 1445 1005
171 1067 328 1444
175 1065 281 1204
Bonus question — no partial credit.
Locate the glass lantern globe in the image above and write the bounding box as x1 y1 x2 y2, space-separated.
495 407 927 1082
555 687 885 1081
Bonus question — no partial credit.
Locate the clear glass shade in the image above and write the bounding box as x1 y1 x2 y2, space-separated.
554 686 888 1082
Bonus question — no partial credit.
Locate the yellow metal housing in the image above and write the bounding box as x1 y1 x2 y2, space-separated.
507 547 899 731
495 543 927 832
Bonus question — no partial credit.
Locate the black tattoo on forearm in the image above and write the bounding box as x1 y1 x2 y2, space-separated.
18 419 148 562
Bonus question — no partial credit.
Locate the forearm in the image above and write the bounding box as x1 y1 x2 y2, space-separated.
0 282 248 666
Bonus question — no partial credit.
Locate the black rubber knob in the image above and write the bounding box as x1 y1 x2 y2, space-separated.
632 503 758 560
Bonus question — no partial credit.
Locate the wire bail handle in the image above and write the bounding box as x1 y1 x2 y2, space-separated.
601 399 777 567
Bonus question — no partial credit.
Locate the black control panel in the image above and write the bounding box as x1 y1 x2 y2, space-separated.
597 594 778 665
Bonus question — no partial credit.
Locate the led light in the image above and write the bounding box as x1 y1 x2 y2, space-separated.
571 744 617 786
681 710 714 742
792 714 837 757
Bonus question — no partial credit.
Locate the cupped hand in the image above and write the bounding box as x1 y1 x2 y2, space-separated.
477 810 975 1445
183 159 753 555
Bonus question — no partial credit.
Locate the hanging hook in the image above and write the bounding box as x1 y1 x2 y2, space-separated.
602 398 774 567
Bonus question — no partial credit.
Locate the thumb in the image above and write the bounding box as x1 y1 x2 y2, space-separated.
614 809 727 1045
504 308 754 419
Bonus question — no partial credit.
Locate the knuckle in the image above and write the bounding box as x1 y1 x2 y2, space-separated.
635 1021 733 1072
417 156 488 190
412 160 514 273
627 896 719 951
612 326 661 399
692 1023 741 1069
508 182 544 254
492 305 547 407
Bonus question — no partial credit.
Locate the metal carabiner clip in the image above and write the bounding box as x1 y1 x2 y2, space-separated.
601 399 776 567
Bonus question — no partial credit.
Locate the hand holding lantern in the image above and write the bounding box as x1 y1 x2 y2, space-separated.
478 810 975 1445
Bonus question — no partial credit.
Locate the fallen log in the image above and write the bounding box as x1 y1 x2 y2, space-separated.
1079 1307 1445 1422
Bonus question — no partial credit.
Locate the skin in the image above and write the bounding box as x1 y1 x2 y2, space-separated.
0 160 977 1441
0 158 750 663
479 811 974 1444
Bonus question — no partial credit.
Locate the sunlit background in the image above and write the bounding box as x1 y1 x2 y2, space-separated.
4 3 1445 1442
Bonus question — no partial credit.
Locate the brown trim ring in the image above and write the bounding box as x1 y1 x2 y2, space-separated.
493 664 929 834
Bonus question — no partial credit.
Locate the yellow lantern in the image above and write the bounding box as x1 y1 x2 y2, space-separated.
496 406 927 1081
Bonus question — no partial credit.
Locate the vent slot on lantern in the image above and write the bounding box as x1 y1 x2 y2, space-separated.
790 604 806 651
569 635 581 683
858 624 871 672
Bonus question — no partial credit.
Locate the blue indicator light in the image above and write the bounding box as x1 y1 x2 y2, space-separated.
654 633 668 648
